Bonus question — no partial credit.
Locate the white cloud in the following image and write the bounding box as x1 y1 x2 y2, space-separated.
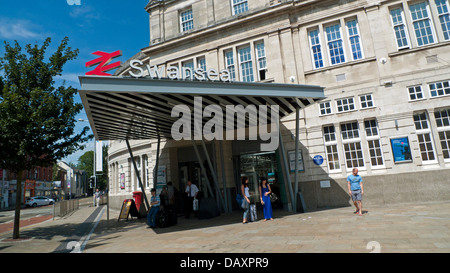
69 5 100 20
0 18 42 40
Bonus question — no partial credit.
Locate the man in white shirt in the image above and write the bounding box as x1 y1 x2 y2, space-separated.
185 180 199 219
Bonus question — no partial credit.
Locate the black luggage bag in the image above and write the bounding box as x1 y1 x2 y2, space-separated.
155 210 170 228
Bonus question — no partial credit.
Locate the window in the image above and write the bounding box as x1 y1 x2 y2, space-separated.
197 57 206 71
435 108 450 160
390 7 411 49
413 112 437 162
323 126 340 171
238 46 254 82
196 57 206 79
180 9 194 32
232 0 248 15
225 50 236 81
182 60 194 79
341 122 364 169
365 120 384 167
255 42 267 80
325 23 346 65
341 122 360 140
309 29 324 69
360 94 374 109
319 101 332 116
144 155 151 188
336 97 355 113
435 0 450 40
346 19 364 60
408 85 425 100
429 80 450 97
409 2 436 46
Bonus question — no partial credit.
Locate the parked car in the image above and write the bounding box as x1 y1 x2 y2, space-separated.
25 196 55 207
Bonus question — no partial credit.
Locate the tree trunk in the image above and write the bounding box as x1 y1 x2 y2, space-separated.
13 170 23 239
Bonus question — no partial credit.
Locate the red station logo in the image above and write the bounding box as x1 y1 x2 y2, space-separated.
85 50 122 76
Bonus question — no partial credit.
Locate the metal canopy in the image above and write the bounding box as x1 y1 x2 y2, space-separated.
79 76 325 141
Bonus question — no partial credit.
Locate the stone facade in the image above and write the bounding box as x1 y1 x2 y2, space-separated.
108 0 450 210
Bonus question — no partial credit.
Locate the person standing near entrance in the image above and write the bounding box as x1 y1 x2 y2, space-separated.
259 177 273 221
185 180 198 219
241 177 251 224
347 168 364 216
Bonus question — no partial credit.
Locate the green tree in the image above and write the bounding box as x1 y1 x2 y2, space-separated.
0 37 92 239
77 150 94 178
77 144 108 191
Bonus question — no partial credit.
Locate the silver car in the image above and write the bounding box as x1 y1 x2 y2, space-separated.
25 196 55 207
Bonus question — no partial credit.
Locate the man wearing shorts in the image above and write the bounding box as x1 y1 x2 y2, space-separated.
347 168 364 216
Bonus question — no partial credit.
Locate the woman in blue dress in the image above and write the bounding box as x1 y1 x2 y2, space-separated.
259 177 273 221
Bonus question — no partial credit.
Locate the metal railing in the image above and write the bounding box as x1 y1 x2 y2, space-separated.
53 199 80 218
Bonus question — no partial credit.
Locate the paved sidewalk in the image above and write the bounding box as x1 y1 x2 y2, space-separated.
1 201 450 253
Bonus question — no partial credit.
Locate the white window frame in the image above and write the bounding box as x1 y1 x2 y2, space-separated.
181 59 195 79
409 1 437 47
255 42 267 81
429 80 450 98
336 97 356 113
231 0 249 16
359 94 375 109
308 28 325 69
144 155 151 189
434 108 450 162
435 0 450 41
238 45 254 82
413 112 438 164
224 50 236 81
180 8 194 33
325 23 347 66
390 6 412 50
341 122 366 170
323 125 341 172
364 119 385 168
345 18 364 61
319 101 333 116
408 85 426 101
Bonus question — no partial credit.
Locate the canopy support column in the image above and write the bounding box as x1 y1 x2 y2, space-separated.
191 138 215 198
279 128 295 212
126 139 150 212
294 107 306 213
219 140 230 213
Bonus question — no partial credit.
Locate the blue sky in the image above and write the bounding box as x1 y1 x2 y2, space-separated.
0 0 150 164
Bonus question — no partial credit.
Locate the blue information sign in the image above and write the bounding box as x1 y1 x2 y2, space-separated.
313 155 324 166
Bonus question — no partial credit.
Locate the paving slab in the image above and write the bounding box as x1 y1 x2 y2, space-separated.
0 201 449 253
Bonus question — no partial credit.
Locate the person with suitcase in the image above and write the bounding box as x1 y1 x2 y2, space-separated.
147 188 160 228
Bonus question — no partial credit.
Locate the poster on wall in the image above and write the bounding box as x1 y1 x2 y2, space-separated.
156 165 166 195
390 136 412 163
119 173 125 189
288 150 304 172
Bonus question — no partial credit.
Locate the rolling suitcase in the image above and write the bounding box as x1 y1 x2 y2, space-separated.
249 204 257 222
156 210 170 228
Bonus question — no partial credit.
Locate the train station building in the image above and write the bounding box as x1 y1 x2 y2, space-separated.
80 0 450 214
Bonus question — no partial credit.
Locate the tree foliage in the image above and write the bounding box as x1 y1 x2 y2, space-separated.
77 144 108 190
0 37 93 238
